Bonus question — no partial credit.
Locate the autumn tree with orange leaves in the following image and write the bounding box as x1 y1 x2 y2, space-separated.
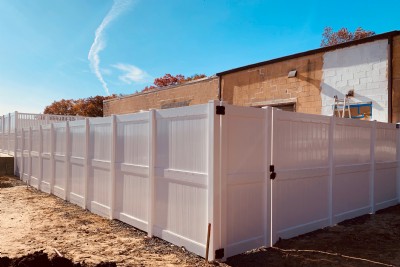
141 73 207 92
321 27 375 47
44 95 116 117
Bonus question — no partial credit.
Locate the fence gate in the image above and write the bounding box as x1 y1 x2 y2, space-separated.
270 109 331 244
219 104 270 258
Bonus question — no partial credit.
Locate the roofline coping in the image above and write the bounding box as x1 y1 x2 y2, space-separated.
104 75 218 103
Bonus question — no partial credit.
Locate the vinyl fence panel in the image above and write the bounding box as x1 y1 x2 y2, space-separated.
21 128 29 183
15 129 23 176
374 122 398 211
52 122 68 199
29 126 41 189
69 120 87 208
333 118 373 223
154 104 210 257
40 124 53 193
88 117 112 218
114 111 150 231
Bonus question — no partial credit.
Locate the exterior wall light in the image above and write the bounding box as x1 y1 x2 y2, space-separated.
288 70 297 78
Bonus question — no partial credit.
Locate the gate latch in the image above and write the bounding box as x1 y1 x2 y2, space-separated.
270 164 276 180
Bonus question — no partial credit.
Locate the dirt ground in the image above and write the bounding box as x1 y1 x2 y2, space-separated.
1 175 400 267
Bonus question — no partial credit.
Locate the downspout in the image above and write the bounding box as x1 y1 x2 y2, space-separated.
388 36 393 123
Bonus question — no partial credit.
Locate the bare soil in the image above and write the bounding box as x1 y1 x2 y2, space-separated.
1 175 400 267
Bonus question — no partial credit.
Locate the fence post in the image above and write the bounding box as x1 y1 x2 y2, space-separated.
50 123 55 194
219 101 228 260
84 118 90 209
370 121 377 214
110 115 117 219
13 111 18 174
65 121 70 201
206 100 220 259
28 127 32 185
147 110 156 237
38 125 43 189
328 116 335 226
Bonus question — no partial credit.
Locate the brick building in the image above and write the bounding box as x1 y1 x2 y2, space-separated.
104 30 400 123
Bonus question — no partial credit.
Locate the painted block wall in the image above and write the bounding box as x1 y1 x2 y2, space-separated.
321 40 388 122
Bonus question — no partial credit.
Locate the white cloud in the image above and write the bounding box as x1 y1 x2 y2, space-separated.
88 0 133 95
112 63 152 84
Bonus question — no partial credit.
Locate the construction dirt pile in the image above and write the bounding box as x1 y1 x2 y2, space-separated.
0 250 116 267
1 175 400 267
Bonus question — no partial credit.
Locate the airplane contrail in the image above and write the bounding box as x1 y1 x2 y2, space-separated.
88 0 132 95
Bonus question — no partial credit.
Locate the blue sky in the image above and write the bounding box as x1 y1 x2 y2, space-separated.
0 0 399 115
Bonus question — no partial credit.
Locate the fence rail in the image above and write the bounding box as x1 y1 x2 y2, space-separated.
3 102 400 260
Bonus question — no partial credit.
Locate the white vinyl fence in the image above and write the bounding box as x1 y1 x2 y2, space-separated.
0 112 83 156
4 101 400 260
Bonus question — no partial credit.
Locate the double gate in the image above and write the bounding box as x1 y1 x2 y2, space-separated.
218 104 398 259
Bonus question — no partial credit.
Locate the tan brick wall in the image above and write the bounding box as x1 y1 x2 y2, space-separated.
392 36 400 122
104 77 219 116
221 53 323 114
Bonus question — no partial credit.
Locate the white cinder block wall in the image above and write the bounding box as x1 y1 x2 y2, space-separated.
321 40 388 122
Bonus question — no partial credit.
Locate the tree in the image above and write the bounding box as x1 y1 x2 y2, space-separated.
141 73 207 92
43 99 75 116
44 95 116 117
321 27 375 47
154 74 185 87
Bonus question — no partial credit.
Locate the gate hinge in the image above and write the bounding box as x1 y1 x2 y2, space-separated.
216 105 225 115
270 164 276 180
215 248 224 259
